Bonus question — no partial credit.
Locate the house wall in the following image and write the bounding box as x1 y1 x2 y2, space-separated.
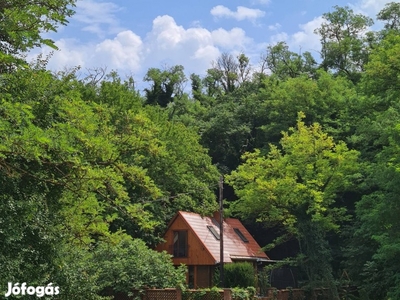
196 265 214 288
155 214 216 266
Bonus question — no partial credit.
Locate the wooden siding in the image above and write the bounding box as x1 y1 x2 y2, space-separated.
155 213 216 265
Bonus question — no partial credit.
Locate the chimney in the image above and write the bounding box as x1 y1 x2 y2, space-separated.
213 211 221 222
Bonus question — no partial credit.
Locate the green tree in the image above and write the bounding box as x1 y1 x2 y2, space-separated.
377 2 400 32
227 113 360 296
345 125 400 299
0 0 76 72
144 65 186 107
261 41 317 80
0 64 219 295
315 6 374 83
258 70 358 145
204 53 252 95
361 32 400 101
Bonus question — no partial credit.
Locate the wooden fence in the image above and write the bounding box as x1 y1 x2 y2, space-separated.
111 289 230 300
110 287 331 300
258 288 304 300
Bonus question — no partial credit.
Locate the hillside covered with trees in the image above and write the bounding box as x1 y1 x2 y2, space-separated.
1 1 400 299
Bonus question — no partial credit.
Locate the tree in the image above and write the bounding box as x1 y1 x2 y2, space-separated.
144 65 186 107
377 2 400 32
361 33 400 101
261 42 317 80
0 0 76 72
258 70 358 145
315 6 374 83
0 64 219 295
204 53 252 95
227 113 360 295
345 124 400 299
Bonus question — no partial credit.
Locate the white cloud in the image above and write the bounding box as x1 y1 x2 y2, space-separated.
142 15 220 72
32 31 143 74
269 32 289 44
210 5 265 22
268 16 323 54
35 15 255 81
211 28 252 49
44 39 87 70
268 23 281 31
352 0 391 15
290 16 324 53
74 0 124 37
31 14 260 91
95 31 143 71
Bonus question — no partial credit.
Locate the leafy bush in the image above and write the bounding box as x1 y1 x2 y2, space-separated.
182 286 222 300
224 262 256 288
92 237 186 294
231 286 256 300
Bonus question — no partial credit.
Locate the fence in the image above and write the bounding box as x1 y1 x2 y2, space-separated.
259 288 331 300
258 288 304 300
111 289 230 300
110 288 331 300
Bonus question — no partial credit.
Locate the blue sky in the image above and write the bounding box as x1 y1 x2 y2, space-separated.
33 0 392 88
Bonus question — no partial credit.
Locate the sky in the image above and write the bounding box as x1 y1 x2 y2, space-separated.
32 0 393 89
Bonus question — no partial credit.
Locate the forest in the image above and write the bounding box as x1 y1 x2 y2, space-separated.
1 1 400 299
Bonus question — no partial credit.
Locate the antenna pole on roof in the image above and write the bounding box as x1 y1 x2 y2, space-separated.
219 175 224 288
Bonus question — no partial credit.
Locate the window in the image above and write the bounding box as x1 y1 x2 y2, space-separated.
207 226 220 240
234 228 249 243
173 231 187 257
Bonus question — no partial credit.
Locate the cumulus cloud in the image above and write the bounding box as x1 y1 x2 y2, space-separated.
95 31 143 71
143 15 220 72
33 31 143 74
142 15 252 73
211 28 252 49
33 14 257 87
210 5 265 22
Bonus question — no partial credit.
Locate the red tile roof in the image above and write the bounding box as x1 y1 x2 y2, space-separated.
178 211 269 263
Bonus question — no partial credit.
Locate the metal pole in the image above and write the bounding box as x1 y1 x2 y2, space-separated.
219 175 224 288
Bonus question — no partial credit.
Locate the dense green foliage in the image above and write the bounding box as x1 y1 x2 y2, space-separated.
93 238 186 293
2 1 400 299
0 0 76 71
224 262 256 288
0 65 218 297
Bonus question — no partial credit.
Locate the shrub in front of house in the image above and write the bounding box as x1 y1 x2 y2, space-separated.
92 237 186 295
224 262 256 288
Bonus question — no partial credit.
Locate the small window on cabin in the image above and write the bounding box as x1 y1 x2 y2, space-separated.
234 228 249 243
173 231 188 257
207 226 220 240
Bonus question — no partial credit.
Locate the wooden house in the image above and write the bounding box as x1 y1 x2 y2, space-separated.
155 211 270 288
